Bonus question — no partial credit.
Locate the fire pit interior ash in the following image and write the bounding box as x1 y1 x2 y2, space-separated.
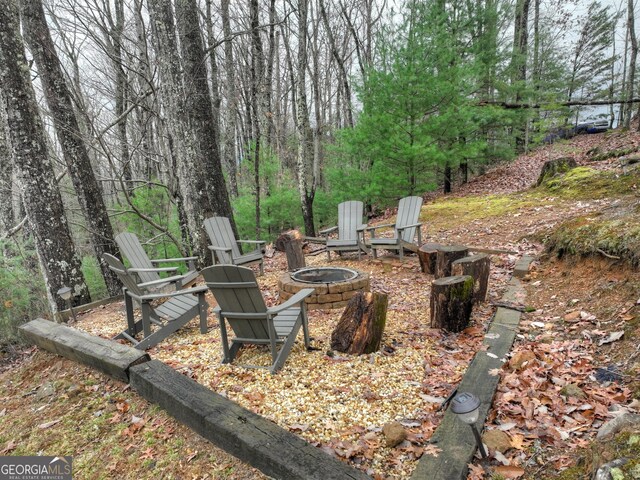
279 267 370 309
291 267 358 284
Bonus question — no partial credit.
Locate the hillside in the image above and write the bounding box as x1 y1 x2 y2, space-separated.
1 129 639 480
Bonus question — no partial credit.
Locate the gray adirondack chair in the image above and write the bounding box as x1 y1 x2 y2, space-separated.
115 232 198 288
368 196 424 260
203 217 265 275
319 200 369 260
202 265 313 374
103 253 208 350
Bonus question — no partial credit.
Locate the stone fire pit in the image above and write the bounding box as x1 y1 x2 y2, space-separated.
278 267 370 309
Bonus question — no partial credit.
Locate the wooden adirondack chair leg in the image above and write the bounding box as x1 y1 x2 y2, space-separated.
218 314 232 363
267 319 278 363
259 260 264 276
270 322 302 374
198 294 208 334
124 290 137 336
141 302 153 338
301 307 310 349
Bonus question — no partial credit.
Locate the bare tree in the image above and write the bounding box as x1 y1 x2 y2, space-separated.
21 0 122 296
0 90 13 239
0 0 90 312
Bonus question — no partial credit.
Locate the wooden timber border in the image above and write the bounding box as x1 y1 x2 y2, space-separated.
411 255 535 480
19 254 535 480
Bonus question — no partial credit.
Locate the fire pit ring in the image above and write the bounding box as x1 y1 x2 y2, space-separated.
278 267 370 310
291 267 359 284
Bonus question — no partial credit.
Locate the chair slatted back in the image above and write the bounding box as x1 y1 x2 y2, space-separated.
203 217 242 264
115 232 158 284
337 201 364 242
396 196 423 243
102 253 145 297
202 265 271 340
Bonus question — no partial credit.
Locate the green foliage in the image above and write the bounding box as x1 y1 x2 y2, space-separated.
81 255 108 300
112 186 184 266
0 243 48 346
331 0 511 205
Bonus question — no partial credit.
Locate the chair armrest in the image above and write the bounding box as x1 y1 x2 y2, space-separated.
268 288 315 314
237 240 266 246
134 285 208 302
366 223 395 231
319 226 338 236
356 224 368 231
396 222 423 231
151 256 198 264
208 245 233 253
129 266 179 274
137 275 185 288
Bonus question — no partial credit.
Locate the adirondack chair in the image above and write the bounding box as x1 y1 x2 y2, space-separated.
367 196 424 260
203 217 266 275
115 232 198 288
202 265 314 374
103 253 208 350
319 200 369 260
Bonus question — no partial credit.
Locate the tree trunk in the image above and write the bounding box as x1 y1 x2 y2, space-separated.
0 90 13 239
21 0 122 297
0 0 90 312
221 0 239 197
435 245 469 278
625 0 637 129
174 0 234 228
295 0 316 236
250 0 263 238
417 242 443 274
275 230 305 271
430 276 474 332
331 292 388 355
451 254 490 303
147 0 216 264
443 161 452 194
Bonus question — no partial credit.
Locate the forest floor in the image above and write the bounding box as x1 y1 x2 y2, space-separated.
1 128 640 480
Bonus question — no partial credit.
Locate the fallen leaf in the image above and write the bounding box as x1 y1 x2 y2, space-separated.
0 440 16 454
493 465 525 478
38 419 61 429
598 331 624 346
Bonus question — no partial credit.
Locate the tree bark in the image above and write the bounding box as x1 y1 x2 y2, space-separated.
0 0 90 312
435 245 469 278
430 276 474 332
295 0 316 236
275 230 305 271
625 0 637 129
451 254 490 303
418 242 443 274
221 0 239 197
0 90 13 239
331 292 388 355
21 0 122 296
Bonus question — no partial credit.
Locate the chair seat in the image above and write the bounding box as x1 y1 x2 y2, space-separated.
327 239 359 248
155 294 199 321
370 238 400 246
233 251 264 265
273 308 301 337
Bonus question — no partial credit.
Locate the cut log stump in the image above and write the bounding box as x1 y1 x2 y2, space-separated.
430 275 474 332
418 242 443 274
331 292 388 355
276 230 306 271
435 245 469 278
452 254 490 303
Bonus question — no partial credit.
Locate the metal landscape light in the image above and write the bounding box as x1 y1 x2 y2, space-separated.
57 286 77 323
451 391 488 459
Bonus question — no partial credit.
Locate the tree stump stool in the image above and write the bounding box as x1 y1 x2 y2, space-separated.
435 245 469 278
452 254 490 302
418 242 443 274
430 275 474 332
276 230 305 271
331 292 388 354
